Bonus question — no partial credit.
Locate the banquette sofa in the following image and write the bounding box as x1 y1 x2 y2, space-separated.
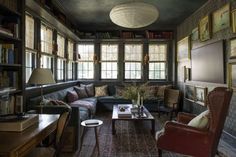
27 83 172 152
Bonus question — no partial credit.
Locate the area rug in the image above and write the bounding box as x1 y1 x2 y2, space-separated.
76 112 234 157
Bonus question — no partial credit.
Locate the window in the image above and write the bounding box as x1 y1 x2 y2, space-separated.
57 34 65 57
25 14 34 49
148 44 167 79
67 61 73 80
41 24 53 54
57 58 64 81
25 50 36 82
40 55 53 69
124 44 142 79
25 14 36 82
100 44 118 79
77 44 94 79
68 40 74 60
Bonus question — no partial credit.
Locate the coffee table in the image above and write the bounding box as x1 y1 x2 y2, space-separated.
112 104 155 136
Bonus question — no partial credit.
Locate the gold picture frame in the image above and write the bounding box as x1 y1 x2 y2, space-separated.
212 4 230 33
199 15 211 42
177 36 190 62
195 86 208 106
232 9 236 33
230 38 236 58
228 62 236 90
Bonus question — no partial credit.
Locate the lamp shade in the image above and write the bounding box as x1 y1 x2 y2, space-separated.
110 2 159 28
28 68 55 85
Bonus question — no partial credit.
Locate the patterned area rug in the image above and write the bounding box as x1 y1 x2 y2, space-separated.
71 112 235 157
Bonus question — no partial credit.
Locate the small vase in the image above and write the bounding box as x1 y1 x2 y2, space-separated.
132 99 137 107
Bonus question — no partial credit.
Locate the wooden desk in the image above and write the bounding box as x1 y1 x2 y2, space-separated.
0 114 59 157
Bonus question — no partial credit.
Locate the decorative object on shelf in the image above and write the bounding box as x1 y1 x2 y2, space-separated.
232 9 236 33
195 86 208 106
144 54 149 65
185 84 195 102
228 62 236 90
177 36 190 62
109 2 159 28
230 38 236 58
199 15 211 41
28 68 55 113
93 54 99 64
212 3 230 33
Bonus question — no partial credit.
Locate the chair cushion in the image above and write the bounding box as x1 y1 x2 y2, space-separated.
81 83 95 97
66 90 79 103
188 110 209 129
95 85 108 97
74 86 88 99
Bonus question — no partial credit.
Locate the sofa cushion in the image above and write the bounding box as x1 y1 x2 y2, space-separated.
95 85 108 97
70 99 96 116
74 86 88 99
188 110 209 129
81 83 95 97
147 85 159 98
67 90 79 103
115 86 124 97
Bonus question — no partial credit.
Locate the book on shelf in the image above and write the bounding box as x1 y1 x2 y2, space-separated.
0 44 15 64
0 71 18 90
117 104 132 118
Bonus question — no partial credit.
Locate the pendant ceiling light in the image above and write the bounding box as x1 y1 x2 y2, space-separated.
110 2 159 29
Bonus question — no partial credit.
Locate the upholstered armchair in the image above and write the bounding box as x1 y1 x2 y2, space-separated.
157 89 180 120
156 87 232 157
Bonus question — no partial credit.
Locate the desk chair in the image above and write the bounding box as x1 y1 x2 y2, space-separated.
27 105 71 157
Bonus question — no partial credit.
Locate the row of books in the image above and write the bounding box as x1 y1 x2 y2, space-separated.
0 44 15 64
0 71 18 89
0 0 18 12
0 95 15 115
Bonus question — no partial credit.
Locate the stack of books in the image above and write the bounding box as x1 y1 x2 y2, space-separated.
117 105 132 118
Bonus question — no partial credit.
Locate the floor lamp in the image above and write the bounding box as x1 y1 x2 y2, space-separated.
28 68 55 113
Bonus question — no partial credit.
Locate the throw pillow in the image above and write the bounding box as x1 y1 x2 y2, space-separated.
74 86 89 99
67 90 79 103
115 86 124 97
148 85 159 98
188 110 210 129
95 85 108 97
81 83 95 97
157 85 172 98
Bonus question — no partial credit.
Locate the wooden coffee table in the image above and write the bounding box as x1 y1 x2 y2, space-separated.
112 104 155 136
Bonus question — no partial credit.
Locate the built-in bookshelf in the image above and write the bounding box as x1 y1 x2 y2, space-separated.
78 30 173 40
0 0 24 114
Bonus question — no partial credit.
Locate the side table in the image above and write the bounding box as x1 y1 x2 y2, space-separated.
81 119 103 154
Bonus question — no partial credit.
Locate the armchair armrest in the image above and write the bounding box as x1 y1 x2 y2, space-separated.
177 112 196 124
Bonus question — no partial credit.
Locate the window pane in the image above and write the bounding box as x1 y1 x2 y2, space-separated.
25 50 36 83
41 24 53 54
125 62 141 79
57 58 64 80
77 62 94 79
149 63 166 79
100 44 118 79
41 55 52 69
68 40 74 60
25 14 34 49
68 61 73 79
57 34 65 58
149 44 167 61
124 44 142 61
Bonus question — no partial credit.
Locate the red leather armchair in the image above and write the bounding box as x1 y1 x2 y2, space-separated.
156 87 233 157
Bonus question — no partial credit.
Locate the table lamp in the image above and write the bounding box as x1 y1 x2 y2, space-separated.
28 68 55 113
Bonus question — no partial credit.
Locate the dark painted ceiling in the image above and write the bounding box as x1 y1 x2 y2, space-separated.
53 0 208 31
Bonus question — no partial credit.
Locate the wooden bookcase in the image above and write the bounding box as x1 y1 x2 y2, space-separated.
0 0 25 114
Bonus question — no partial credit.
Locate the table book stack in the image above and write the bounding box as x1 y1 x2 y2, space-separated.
117 104 132 118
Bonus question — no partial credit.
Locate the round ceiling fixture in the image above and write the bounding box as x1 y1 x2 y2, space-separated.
109 2 159 29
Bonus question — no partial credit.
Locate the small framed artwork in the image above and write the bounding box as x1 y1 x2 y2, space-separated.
231 9 236 33
191 27 199 41
199 15 211 41
195 86 208 106
228 63 236 90
177 36 190 62
212 4 230 33
185 84 195 102
230 38 236 58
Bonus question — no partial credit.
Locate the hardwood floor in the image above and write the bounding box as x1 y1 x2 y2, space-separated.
61 112 236 157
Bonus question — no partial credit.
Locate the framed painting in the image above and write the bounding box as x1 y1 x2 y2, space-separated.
228 63 236 90
232 9 236 33
230 38 236 58
212 4 230 33
191 27 199 41
199 15 211 41
177 36 190 62
185 84 195 102
195 86 207 106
